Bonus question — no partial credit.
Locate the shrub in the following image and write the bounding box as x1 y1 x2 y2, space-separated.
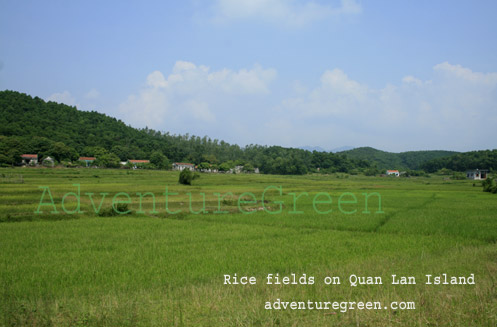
98 203 131 216
482 178 497 194
179 169 194 185
451 172 466 180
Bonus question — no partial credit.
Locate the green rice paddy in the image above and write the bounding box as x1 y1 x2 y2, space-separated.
0 168 496 326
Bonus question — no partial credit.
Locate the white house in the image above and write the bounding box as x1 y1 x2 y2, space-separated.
386 169 400 177
466 169 488 180
172 162 195 171
21 154 38 165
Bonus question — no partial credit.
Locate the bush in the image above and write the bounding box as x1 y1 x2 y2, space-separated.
179 169 194 185
482 178 497 194
98 203 131 216
451 172 466 180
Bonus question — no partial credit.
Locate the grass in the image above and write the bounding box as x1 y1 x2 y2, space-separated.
0 167 496 326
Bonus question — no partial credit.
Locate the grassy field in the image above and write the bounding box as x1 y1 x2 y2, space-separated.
0 168 496 326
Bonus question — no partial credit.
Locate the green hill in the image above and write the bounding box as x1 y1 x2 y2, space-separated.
0 90 371 174
421 150 497 172
339 147 458 170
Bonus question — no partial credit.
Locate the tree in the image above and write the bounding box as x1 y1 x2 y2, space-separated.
198 162 211 171
243 163 254 173
95 153 120 168
218 162 231 172
81 146 108 157
49 142 78 162
111 145 131 161
0 154 11 166
150 151 169 169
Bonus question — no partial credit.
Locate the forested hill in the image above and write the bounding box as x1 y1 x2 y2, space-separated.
338 147 458 170
0 90 372 174
421 150 497 172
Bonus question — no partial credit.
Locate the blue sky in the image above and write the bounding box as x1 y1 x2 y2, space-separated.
1 0 496 152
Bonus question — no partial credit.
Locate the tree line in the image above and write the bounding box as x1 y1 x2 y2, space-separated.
420 150 497 173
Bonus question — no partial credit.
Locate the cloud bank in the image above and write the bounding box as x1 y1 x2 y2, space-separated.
119 61 277 133
117 61 496 152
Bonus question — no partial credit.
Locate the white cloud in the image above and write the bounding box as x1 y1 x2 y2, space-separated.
210 0 362 26
434 62 497 85
184 99 216 123
46 91 77 106
119 88 169 128
119 61 276 130
274 62 497 151
146 71 168 88
85 88 100 99
118 61 497 151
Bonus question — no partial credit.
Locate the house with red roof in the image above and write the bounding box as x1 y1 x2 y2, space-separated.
78 157 96 167
21 154 38 165
386 169 400 177
172 162 194 171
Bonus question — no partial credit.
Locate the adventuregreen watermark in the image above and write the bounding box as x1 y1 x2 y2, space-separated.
34 184 384 216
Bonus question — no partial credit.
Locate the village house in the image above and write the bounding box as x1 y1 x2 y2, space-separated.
21 154 38 165
128 159 150 169
172 162 195 171
466 169 488 180
386 169 400 177
78 157 96 167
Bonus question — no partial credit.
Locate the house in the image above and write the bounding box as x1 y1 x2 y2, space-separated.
466 169 488 180
21 154 38 165
128 159 150 169
386 170 400 177
79 157 96 167
172 162 195 171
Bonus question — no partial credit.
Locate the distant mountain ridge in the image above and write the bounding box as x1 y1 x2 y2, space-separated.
339 147 459 170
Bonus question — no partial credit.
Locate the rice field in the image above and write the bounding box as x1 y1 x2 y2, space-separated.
0 168 496 326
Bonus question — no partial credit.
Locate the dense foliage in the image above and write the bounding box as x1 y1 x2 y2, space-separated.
0 90 372 174
421 150 497 173
340 147 458 170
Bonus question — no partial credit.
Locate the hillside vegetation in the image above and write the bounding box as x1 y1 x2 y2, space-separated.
0 90 371 174
421 149 497 172
339 147 458 170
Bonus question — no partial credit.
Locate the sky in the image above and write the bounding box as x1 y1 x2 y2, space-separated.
1 0 496 152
